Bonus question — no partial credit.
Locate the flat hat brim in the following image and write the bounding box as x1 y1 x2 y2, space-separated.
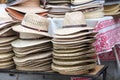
12 25 51 37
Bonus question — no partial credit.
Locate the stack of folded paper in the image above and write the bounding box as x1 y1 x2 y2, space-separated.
52 12 97 75
11 13 53 71
46 0 71 18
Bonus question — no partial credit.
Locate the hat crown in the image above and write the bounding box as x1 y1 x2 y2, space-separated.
63 12 86 27
20 0 40 7
22 13 49 31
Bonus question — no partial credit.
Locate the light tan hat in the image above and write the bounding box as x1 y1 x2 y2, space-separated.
104 4 120 12
0 46 12 53
53 58 96 66
13 51 52 62
54 27 94 36
19 32 45 39
71 0 94 5
63 12 86 27
54 31 97 39
0 42 11 47
52 62 96 72
52 38 96 45
8 0 28 6
11 38 51 48
0 36 17 44
54 53 95 60
12 13 51 37
7 0 47 13
0 52 14 60
85 8 104 19
53 49 95 57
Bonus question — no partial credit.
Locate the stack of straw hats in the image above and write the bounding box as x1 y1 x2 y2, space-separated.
46 0 71 18
6 0 48 21
11 13 53 71
0 8 18 69
52 12 97 75
104 4 120 16
71 0 104 19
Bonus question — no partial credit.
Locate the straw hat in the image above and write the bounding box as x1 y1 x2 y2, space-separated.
19 33 45 39
16 65 51 71
53 49 95 57
12 13 51 37
52 38 96 45
0 42 11 47
7 0 47 13
0 52 14 60
52 62 96 72
7 0 28 6
53 58 96 66
48 0 70 3
53 31 97 39
104 4 120 12
85 8 104 19
0 36 17 44
11 38 51 48
63 12 86 27
54 27 93 36
54 53 95 60
71 0 94 5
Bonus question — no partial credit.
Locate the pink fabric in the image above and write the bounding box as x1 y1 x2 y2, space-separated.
93 17 120 60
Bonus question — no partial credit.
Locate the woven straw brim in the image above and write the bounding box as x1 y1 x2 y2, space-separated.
11 38 51 48
13 43 52 52
54 53 95 60
53 58 96 66
52 38 96 45
20 32 45 39
48 0 70 3
47 14 65 18
12 25 51 37
53 36 94 42
53 32 97 39
0 42 11 47
52 62 96 71
8 7 48 13
0 46 12 53
0 36 17 44
16 65 51 71
104 4 120 12
0 58 13 62
16 61 52 68
54 27 93 36
14 57 52 66
13 51 52 62
59 69 89 75
14 47 52 56
53 44 93 50
0 61 14 67
71 0 93 5
0 64 15 69
53 47 93 55
0 52 14 59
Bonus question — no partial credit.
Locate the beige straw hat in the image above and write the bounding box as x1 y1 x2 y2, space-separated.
54 53 95 60
8 0 28 6
63 12 86 27
52 38 96 45
71 0 94 5
54 31 97 39
12 13 51 37
0 46 12 53
104 4 120 12
0 36 17 44
0 42 11 47
53 49 95 57
52 62 96 72
19 32 45 39
54 27 93 36
11 38 51 48
13 51 52 62
7 0 47 13
53 58 96 66
0 52 14 60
